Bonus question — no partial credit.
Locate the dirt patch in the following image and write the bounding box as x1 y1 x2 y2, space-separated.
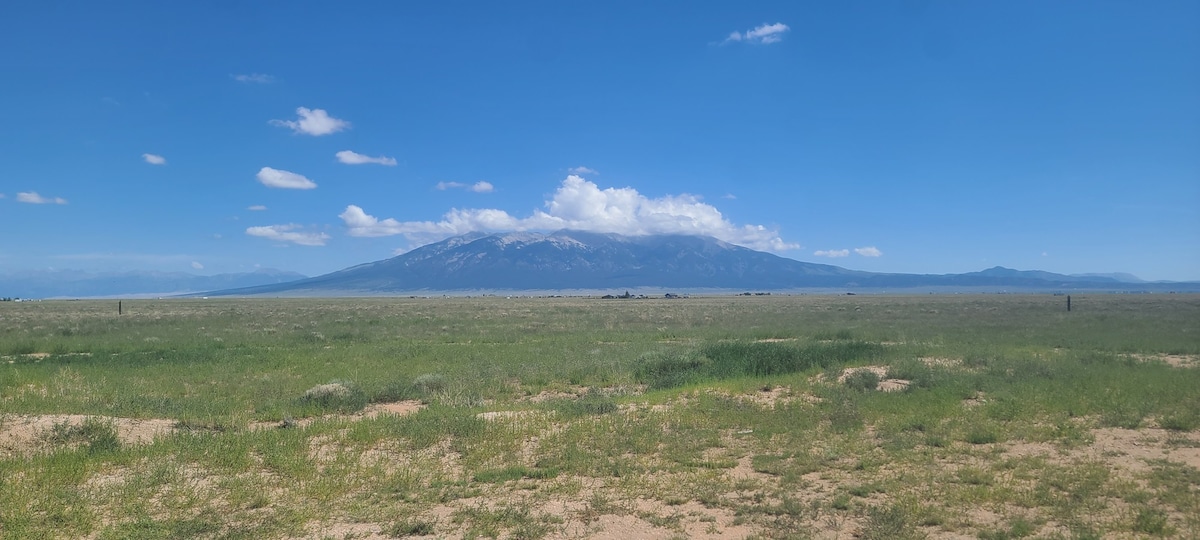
249 400 425 431
920 356 962 368
1004 426 1200 474
476 410 552 422
0 414 176 456
876 379 911 392
754 338 797 343
363 400 425 418
1131 353 1199 368
835 366 888 383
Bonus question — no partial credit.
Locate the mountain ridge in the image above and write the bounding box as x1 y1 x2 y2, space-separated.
197 231 1198 296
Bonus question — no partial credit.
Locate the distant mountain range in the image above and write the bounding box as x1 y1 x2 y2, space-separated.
0 268 307 298
192 230 1198 296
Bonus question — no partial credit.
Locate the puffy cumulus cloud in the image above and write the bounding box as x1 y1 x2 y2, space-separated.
470 181 494 193
247 205 267 211
724 22 790 45
191 261 204 270
17 192 68 204
814 249 850 258
245 224 330 246
568 166 598 176
270 107 350 136
342 176 799 252
257 167 317 189
336 150 397 166
855 246 883 257
142 153 166 165
232 73 274 84
339 205 410 237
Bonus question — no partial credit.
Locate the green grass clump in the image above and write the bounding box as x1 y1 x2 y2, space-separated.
844 369 881 392
635 340 885 389
549 393 618 418
44 418 121 455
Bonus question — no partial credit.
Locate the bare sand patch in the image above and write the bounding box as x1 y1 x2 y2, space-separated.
248 400 426 431
920 356 962 368
0 413 176 456
876 378 911 392
1131 353 1199 368
1004 426 1200 474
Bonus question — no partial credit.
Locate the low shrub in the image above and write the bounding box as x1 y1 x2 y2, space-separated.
844 369 881 392
299 380 367 412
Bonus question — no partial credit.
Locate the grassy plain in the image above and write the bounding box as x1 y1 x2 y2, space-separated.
1 294 1198 539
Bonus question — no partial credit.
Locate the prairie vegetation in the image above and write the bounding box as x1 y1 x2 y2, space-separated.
1 294 1198 539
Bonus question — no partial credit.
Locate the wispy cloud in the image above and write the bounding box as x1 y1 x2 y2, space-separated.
814 249 850 258
854 246 882 257
343 175 798 252
336 150 397 166
257 167 317 190
246 224 330 246
142 153 166 165
723 22 790 45
722 193 737 200
568 166 598 176
436 181 494 192
270 107 350 136
232 73 275 84
191 261 204 270
0 193 6 199
247 205 267 211
17 192 68 205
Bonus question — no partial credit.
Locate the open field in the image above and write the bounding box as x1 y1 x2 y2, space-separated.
2 294 1199 539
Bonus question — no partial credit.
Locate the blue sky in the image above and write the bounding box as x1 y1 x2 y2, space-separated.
2 1 1197 281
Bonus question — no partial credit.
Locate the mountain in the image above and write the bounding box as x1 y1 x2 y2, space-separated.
0 269 307 298
1070 272 1148 284
199 231 1200 296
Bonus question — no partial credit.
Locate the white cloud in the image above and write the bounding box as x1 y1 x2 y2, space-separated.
568 166 598 176
232 73 275 84
339 205 410 237
191 261 204 270
436 181 494 192
341 175 799 252
724 22 790 45
814 249 850 258
336 150 397 166
722 193 737 200
17 192 68 205
855 246 883 257
142 153 166 165
247 205 267 211
246 224 330 246
257 167 317 190
270 107 350 136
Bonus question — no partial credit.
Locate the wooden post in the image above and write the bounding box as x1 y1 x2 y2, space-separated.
1066 295 1071 312
118 301 122 315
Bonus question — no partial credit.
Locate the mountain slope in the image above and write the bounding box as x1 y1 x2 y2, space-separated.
0 269 308 298
209 230 867 295
200 231 1198 296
